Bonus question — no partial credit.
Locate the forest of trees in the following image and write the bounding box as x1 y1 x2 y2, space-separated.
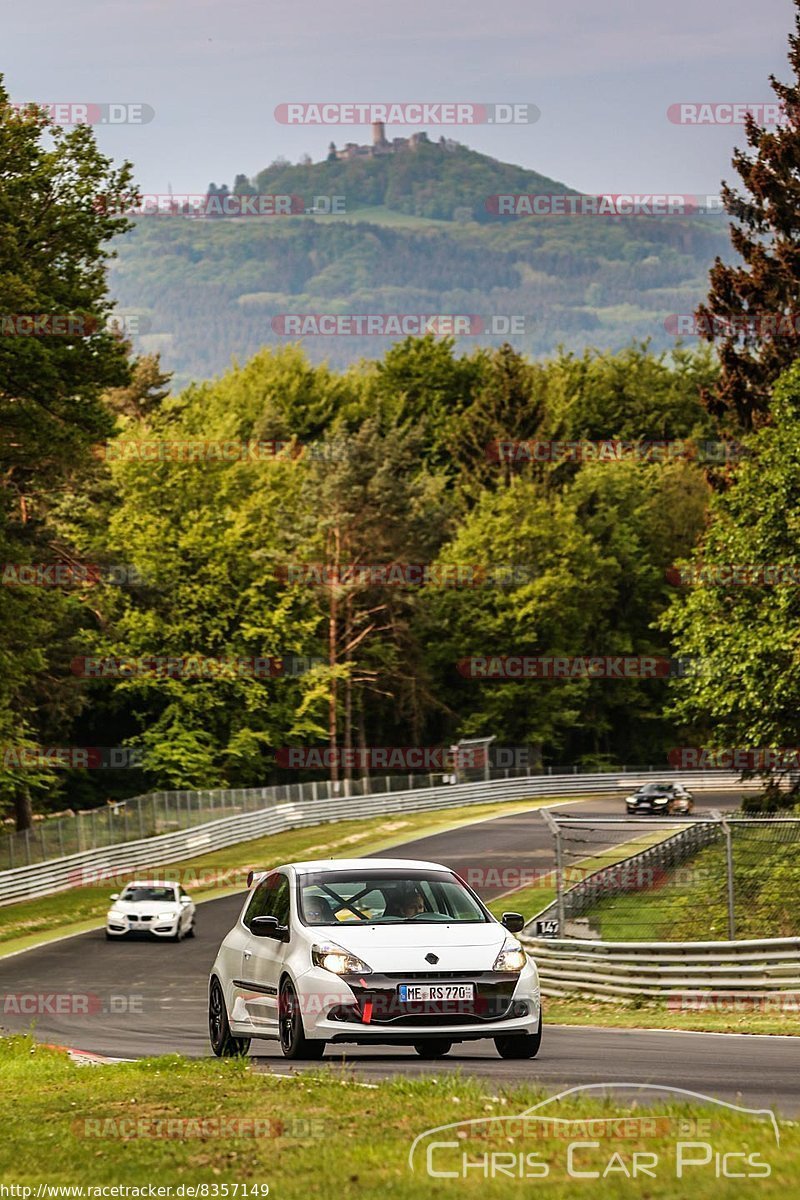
5 0 800 829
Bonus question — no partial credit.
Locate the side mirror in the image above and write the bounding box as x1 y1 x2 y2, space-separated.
251 916 289 941
180 896 191 905
501 912 525 934
110 893 119 902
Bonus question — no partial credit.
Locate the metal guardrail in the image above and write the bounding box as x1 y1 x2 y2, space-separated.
0 769 750 905
0 772 461 870
520 934 800 1001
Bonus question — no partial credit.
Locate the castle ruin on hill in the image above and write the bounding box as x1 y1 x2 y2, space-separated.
328 122 458 162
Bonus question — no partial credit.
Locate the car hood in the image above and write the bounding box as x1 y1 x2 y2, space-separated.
309 921 509 973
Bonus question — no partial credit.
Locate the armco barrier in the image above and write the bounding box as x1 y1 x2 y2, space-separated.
520 934 800 1001
0 769 750 905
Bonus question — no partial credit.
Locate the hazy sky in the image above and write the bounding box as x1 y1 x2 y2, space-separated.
2 0 796 194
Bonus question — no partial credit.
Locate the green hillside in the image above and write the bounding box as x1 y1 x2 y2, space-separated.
110 140 729 388
252 138 575 221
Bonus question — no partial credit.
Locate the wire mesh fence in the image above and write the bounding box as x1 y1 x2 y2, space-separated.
535 813 800 942
0 775 437 870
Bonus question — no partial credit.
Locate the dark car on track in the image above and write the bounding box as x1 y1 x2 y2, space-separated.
624 781 694 815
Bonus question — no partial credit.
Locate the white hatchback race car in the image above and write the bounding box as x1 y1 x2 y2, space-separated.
209 857 541 1060
105 881 196 941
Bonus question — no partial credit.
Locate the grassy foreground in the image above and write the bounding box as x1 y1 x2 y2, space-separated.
0 1037 795 1197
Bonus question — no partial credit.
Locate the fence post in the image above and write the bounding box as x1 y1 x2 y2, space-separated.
722 818 736 940
541 809 566 935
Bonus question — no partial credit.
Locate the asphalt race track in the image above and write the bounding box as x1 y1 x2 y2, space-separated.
4 788 798 1115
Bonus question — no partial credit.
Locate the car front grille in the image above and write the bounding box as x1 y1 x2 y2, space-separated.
329 972 519 1027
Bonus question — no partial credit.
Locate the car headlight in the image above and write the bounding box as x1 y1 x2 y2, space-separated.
157 911 177 921
108 909 125 918
493 945 527 972
311 943 372 975
653 798 669 804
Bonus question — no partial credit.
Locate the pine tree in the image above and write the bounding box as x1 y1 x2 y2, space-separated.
696 0 800 428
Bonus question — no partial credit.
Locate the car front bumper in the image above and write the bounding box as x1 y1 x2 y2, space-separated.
284 963 541 1043
106 915 180 938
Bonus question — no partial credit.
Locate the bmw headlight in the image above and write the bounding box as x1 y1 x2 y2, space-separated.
157 911 177 922
311 943 372 975
493 944 527 972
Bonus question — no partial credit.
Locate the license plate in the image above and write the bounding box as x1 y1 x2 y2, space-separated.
398 983 475 1002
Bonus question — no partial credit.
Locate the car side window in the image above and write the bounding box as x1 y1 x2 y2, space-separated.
243 873 291 929
270 876 291 926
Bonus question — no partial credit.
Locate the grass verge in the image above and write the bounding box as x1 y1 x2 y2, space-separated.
483 826 682 926
543 996 800 1037
580 823 800 942
0 1037 795 1196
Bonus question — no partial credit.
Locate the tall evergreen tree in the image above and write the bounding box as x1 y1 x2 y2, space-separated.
696 0 800 428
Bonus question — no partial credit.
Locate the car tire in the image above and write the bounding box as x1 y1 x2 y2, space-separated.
171 925 183 943
495 1012 542 1060
209 977 251 1057
413 1040 452 1059
279 978 325 1060
186 922 196 939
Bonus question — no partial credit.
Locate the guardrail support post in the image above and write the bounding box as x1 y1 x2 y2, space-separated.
722 818 736 940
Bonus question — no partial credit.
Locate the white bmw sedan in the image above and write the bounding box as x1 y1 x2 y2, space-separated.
209 857 541 1060
105 881 196 941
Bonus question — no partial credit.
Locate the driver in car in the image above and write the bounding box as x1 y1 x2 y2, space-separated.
387 883 425 918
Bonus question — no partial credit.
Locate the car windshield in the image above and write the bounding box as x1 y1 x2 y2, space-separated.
121 886 176 903
640 783 672 794
298 869 488 925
